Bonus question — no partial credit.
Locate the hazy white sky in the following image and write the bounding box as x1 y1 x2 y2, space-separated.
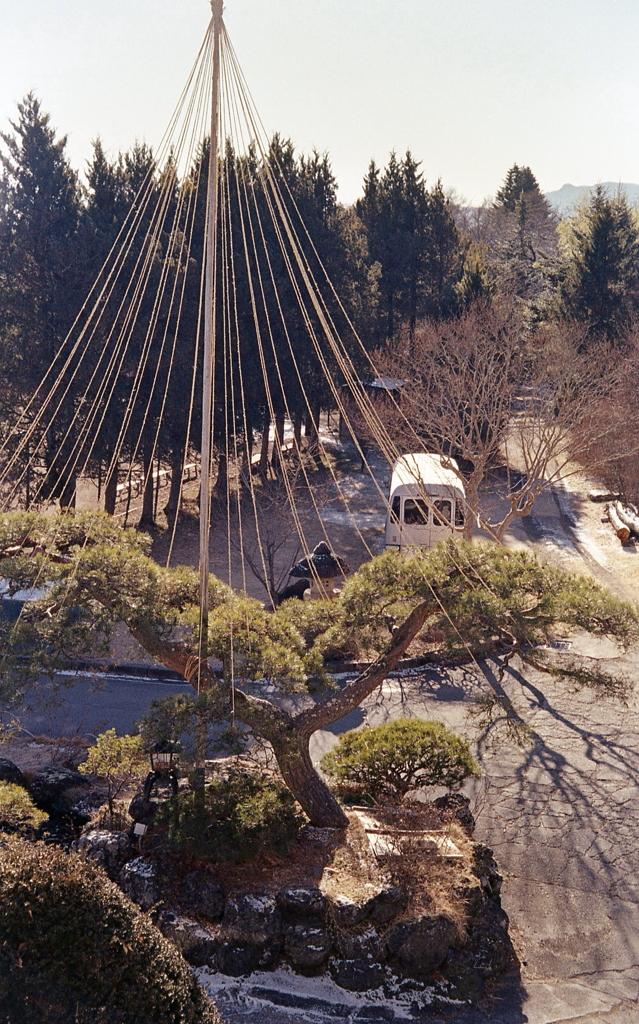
1 0 638 205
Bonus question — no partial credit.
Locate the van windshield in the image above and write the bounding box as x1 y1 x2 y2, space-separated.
403 499 429 525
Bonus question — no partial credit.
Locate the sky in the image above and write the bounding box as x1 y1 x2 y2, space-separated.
2 0 639 206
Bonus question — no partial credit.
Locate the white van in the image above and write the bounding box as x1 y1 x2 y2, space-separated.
384 453 466 551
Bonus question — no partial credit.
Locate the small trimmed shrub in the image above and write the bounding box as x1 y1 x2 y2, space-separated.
321 718 480 800
157 771 305 862
78 729 148 821
0 781 47 834
0 837 219 1024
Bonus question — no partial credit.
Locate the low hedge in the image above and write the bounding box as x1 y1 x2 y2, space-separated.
0 837 219 1024
157 770 304 862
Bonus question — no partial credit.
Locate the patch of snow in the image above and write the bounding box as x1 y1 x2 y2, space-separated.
298 826 338 843
243 895 275 912
553 482 611 570
195 964 451 1020
125 857 156 878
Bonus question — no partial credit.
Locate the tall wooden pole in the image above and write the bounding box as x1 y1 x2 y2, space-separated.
199 0 223 682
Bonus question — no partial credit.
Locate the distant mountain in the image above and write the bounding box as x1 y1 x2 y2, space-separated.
545 182 639 216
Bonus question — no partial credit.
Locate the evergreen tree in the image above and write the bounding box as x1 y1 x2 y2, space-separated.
424 179 462 319
357 153 461 338
486 164 559 310
456 242 493 308
0 94 83 503
494 163 541 212
561 185 639 342
0 95 82 387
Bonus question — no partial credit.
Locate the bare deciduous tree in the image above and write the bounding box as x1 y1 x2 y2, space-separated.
372 303 633 542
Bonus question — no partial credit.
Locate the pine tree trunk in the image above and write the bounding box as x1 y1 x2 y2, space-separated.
306 402 320 447
138 455 155 530
125 598 432 829
271 408 285 474
59 475 76 509
272 732 348 829
259 411 270 476
164 452 184 527
215 450 228 498
104 465 118 516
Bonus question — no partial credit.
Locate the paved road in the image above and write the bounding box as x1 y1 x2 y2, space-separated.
17 671 192 740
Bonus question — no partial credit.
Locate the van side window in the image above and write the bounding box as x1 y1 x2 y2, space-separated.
433 499 452 526
391 496 401 523
454 502 465 528
403 499 429 525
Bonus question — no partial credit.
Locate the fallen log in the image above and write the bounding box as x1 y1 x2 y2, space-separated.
614 501 639 537
607 504 631 543
589 489 620 503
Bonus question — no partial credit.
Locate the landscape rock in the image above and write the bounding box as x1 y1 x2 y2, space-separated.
217 894 282 976
463 900 512 979
329 894 369 927
0 758 26 788
157 910 218 967
276 886 327 916
472 844 503 900
330 956 387 992
119 856 161 910
452 881 485 916
71 829 132 879
217 939 281 976
180 870 225 920
128 791 158 827
440 900 512 997
366 886 408 925
220 894 281 943
331 926 385 991
433 792 475 833
28 765 91 814
439 947 484 1002
69 792 105 825
385 914 457 976
283 917 332 967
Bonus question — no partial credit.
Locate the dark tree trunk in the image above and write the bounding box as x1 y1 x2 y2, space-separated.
59 474 76 509
271 408 285 473
259 410 270 476
138 454 155 531
293 411 302 448
306 402 320 453
215 450 228 498
243 415 253 480
164 452 184 527
104 465 118 516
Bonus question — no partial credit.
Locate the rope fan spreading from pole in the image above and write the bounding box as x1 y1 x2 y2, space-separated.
0 0 461 616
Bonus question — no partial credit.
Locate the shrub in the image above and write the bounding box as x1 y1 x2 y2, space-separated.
321 718 480 800
78 729 148 821
157 770 305 862
0 837 220 1024
0 781 47 834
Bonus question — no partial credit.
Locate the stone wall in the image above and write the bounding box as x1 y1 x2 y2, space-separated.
83 834 515 1004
